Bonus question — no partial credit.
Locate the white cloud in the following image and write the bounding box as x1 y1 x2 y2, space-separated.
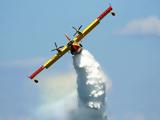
131 114 145 120
118 16 160 37
125 113 145 120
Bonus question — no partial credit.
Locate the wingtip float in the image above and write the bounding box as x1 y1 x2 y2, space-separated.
28 5 115 83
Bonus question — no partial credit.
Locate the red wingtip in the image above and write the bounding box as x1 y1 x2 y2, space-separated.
97 5 113 20
28 66 45 80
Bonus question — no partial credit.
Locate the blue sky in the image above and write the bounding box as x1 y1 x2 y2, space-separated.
0 0 160 120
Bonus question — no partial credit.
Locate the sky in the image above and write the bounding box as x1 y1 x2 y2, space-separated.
0 0 160 120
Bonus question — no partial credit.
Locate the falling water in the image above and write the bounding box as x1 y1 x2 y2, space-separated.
71 49 110 120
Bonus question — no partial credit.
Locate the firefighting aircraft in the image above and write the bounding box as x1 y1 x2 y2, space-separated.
28 5 115 83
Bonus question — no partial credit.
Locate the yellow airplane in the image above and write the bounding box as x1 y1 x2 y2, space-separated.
28 5 115 83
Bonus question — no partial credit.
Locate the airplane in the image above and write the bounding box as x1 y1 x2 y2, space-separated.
28 5 115 83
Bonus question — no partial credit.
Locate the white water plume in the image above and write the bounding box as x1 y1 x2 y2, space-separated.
71 49 111 120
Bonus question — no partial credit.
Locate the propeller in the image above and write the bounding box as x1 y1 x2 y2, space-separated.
51 42 64 52
73 25 82 36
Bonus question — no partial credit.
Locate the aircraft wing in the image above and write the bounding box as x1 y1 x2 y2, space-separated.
72 5 113 43
28 42 72 80
28 5 114 81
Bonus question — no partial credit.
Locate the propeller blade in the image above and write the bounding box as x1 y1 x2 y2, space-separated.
65 34 71 41
72 26 77 31
73 32 77 36
51 49 57 51
78 25 82 30
58 46 64 48
54 42 57 48
73 25 82 36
